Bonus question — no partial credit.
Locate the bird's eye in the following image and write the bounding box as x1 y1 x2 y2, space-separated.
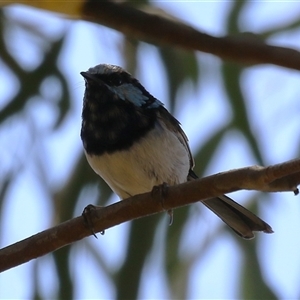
114 78 123 86
106 75 123 86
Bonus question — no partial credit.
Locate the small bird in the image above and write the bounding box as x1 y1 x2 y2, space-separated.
80 64 273 239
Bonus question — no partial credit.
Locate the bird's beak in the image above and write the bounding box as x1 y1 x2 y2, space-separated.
81 71 98 82
81 72 107 89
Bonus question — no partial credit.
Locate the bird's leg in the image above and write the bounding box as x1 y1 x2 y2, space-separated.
151 182 173 225
82 204 105 238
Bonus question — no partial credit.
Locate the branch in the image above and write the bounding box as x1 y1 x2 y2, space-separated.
80 1 300 71
0 158 299 272
3 2 300 70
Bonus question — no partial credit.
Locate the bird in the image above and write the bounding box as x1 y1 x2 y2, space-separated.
80 63 273 239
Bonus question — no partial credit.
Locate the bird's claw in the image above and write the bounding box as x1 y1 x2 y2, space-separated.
82 204 105 238
167 209 173 226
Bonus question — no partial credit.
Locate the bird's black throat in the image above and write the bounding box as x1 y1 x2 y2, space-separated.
81 86 157 155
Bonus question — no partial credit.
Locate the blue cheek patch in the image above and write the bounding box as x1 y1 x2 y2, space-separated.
110 84 163 108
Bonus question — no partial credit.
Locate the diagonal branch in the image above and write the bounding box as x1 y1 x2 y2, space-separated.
0 158 299 273
81 1 300 70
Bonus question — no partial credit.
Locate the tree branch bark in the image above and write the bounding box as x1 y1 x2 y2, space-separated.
0 158 299 273
81 1 300 71
3 2 300 70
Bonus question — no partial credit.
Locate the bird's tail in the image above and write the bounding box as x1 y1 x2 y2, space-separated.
188 171 273 239
202 195 273 239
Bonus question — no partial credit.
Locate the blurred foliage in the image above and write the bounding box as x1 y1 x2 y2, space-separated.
1 1 300 299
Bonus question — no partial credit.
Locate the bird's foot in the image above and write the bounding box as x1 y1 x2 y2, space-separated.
151 182 173 225
82 204 105 238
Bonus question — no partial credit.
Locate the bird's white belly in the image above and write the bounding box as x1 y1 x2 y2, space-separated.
85 123 190 199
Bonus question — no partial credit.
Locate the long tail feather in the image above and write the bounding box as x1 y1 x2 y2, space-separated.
202 195 273 239
188 170 273 239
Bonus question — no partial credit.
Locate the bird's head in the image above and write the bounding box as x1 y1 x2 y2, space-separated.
81 64 162 108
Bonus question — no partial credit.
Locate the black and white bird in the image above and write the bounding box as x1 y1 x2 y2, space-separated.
80 63 273 239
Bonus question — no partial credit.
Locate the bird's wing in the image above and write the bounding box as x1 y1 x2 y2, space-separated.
157 106 195 170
